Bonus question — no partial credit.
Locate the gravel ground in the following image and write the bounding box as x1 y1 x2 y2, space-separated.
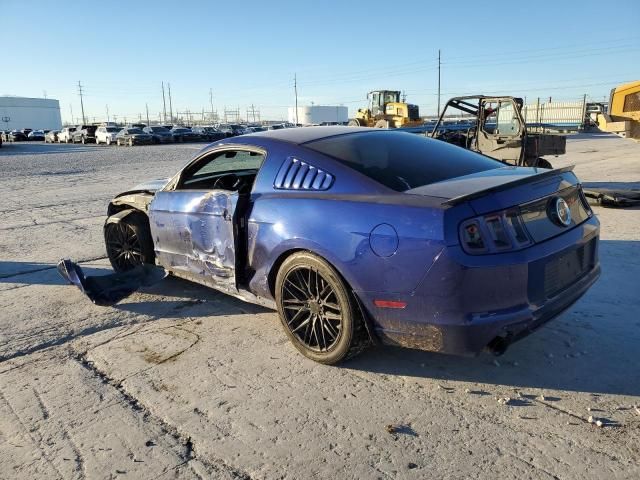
0 136 639 479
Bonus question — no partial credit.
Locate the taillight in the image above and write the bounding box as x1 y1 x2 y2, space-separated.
461 221 486 252
460 209 532 255
578 185 593 217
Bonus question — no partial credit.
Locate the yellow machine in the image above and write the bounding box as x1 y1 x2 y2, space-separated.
348 90 421 128
597 80 640 141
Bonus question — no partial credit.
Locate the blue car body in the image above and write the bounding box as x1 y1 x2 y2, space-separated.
106 126 600 357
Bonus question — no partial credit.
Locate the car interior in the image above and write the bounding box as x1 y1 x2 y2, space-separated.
178 150 264 194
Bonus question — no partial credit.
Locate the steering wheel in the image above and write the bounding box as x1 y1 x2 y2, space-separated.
212 173 241 190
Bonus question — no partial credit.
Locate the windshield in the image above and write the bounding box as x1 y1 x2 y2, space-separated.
151 127 169 132
305 131 502 192
173 128 189 133
127 128 144 134
106 127 119 132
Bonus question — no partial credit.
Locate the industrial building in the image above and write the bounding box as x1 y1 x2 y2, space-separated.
288 105 348 125
0 96 62 131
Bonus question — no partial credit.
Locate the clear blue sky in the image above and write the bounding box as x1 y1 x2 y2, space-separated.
3 0 639 123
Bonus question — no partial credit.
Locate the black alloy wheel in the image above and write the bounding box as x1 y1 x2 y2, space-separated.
275 252 367 364
104 214 155 272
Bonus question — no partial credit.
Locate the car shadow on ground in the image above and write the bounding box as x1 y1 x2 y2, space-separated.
3 239 638 397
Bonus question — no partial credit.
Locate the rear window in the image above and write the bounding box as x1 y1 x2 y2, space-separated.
305 131 502 191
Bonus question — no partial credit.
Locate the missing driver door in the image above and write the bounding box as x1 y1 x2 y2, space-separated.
476 99 523 164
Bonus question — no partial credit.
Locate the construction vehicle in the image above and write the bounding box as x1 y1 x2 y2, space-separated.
348 90 421 128
430 95 566 168
597 80 640 141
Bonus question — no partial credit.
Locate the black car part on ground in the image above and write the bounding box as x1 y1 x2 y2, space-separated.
582 188 640 207
57 259 167 306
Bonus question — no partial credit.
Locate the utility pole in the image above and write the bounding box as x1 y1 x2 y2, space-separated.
209 88 214 120
106 105 109 123
43 90 47 99
77 80 86 124
168 83 173 123
146 103 150 126
69 104 74 125
437 50 441 117
294 73 298 125
161 82 167 123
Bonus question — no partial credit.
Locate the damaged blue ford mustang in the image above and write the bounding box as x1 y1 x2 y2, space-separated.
103 127 600 364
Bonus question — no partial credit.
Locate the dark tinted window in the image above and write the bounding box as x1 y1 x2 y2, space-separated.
305 131 502 191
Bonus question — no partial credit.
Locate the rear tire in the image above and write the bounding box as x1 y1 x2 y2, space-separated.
348 118 365 127
104 213 155 272
106 137 111 145
275 252 367 364
128 138 133 147
533 158 552 169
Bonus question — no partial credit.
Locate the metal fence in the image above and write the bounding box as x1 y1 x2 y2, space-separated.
522 98 587 132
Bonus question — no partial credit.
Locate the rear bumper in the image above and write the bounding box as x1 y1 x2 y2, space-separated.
374 262 599 355
360 215 600 356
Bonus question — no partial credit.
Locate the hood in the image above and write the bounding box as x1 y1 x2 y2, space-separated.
130 177 171 193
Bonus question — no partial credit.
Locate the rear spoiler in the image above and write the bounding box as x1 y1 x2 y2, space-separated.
443 165 575 206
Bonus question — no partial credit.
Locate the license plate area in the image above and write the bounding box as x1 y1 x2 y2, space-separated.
543 239 595 298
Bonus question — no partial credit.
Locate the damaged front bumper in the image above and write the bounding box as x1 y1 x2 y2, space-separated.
57 259 167 306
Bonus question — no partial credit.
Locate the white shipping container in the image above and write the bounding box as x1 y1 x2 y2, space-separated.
288 105 348 125
0 96 63 131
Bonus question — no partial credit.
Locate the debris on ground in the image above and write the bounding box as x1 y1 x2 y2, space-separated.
57 258 167 306
497 397 512 406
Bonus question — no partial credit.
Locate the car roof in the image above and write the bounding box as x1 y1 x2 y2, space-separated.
245 126 377 145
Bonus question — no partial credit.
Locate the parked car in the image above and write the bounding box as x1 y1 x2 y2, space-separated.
216 124 233 136
191 126 226 142
44 130 60 143
21 128 33 136
115 127 153 146
58 127 77 143
100 127 600 364
8 130 28 141
72 125 97 144
229 124 252 135
170 127 200 142
95 126 122 145
27 130 45 141
143 126 174 144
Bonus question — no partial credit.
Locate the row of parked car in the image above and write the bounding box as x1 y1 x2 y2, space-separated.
1 122 294 146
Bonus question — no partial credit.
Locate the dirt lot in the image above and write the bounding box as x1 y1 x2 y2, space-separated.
1 135 639 479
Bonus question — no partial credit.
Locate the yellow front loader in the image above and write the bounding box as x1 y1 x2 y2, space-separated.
597 80 640 141
349 90 422 128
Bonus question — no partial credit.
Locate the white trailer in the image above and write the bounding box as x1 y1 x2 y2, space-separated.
288 105 348 125
0 96 63 131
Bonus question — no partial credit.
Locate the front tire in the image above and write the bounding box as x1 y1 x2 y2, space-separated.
104 213 155 272
106 137 111 145
128 138 133 147
275 252 367 364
